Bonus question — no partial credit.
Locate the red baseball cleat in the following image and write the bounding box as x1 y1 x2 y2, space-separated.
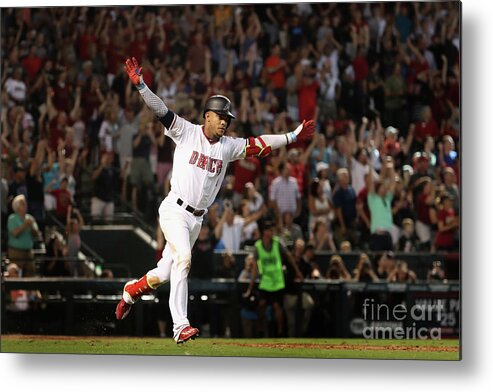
115 298 132 320
176 326 200 344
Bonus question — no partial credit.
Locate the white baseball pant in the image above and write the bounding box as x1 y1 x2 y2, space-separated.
146 196 203 339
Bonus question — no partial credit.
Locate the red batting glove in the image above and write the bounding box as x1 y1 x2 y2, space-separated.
296 119 316 141
124 57 143 86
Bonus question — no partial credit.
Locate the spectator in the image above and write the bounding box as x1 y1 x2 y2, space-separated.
270 161 301 224
367 159 396 251
264 44 287 108
4 263 41 312
383 63 407 132
244 182 264 214
232 154 262 208
318 57 340 123
287 146 314 197
66 205 85 276
329 135 350 183
116 106 140 172
353 253 378 282
214 200 264 252
309 134 331 178
283 241 317 337
350 145 378 195
427 260 446 282
398 218 419 252
315 161 332 201
438 135 458 168
47 176 72 221
376 251 397 280
130 121 156 211
43 234 69 277
217 251 236 279
415 177 437 250
279 211 303 248
434 193 459 252
410 152 434 190
7 195 40 277
8 161 28 212
98 106 120 158
414 106 439 145
238 253 258 338
339 240 352 253
42 146 60 211
392 175 414 228
308 178 333 233
309 220 336 252
90 152 115 220
325 254 351 281
4 67 27 107
387 261 417 283
443 167 459 213
332 168 357 245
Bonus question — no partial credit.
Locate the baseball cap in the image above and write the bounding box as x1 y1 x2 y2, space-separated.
385 126 398 137
316 162 329 173
263 220 276 230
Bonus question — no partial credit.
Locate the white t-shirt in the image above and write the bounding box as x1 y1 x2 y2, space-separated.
5 78 27 103
221 215 245 252
351 159 379 195
99 121 118 152
163 113 246 209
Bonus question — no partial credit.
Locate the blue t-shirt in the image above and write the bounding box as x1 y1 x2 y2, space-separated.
444 150 458 166
42 162 60 191
332 186 357 225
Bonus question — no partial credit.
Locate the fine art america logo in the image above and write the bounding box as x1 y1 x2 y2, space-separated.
359 298 446 340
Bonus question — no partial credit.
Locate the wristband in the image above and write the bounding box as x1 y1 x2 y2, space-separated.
136 81 146 91
286 131 297 144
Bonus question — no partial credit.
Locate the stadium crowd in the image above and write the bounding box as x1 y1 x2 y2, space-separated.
1 3 460 281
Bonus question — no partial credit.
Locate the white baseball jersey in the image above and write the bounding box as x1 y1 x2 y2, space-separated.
161 111 246 210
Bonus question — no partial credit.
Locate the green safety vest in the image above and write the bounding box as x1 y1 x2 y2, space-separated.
255 236 285 292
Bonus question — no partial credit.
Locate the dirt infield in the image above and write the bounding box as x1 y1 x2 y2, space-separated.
221 342 459 353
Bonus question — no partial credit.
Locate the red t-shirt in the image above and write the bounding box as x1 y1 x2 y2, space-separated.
48 118 66 150
352 55 369 82
414 120 439 142
435 208 456 248
298 80 319 121
264 56 286 89
53 83 72 113
289 162 306 195
233 157 262 194
447 82 459 107
21 55 42 81
51 188 72 219
357 187 370 219
417 192 432 225
78 33 97 61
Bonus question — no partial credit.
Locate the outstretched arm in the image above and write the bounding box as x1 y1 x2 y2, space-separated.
243 119 316 158
125 57 169 119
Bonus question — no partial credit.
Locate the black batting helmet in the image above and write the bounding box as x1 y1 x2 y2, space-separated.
203 95 236 120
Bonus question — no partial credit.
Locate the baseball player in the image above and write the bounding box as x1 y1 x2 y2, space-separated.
115 57 315 344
